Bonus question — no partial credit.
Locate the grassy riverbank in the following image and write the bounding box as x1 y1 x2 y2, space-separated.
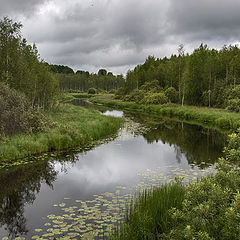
0 104 122 167
111 130 240 240
91 98 240 130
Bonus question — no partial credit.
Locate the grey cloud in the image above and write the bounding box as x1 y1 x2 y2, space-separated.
168 0 240 42
0 0 47 17
23 0 170 73
3 0 240 74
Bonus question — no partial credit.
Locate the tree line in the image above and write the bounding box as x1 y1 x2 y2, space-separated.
122 44 240 110
49 65 125 92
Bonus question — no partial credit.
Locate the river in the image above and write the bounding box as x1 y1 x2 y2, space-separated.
0 101 227 239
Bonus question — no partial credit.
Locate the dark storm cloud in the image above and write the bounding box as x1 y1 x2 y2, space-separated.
2 0 240 74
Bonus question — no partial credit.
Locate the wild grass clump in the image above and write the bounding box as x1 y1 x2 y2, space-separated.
0 104 122 163
111 183 185 240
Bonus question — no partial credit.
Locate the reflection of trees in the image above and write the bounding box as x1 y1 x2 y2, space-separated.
130 114 227 166
0 161 57 239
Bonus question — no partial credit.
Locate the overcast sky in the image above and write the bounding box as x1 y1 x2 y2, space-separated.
1 0 240 74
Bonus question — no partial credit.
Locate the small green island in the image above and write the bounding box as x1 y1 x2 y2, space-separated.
0 8 240 240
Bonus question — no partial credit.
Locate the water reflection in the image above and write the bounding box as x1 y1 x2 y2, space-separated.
130 114 227 167
0 161 57 239
0 109 227 239
102 110 123 117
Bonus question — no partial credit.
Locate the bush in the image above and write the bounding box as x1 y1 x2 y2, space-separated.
122 89 145 103
224 129 240 163
224 85 240 112
115 87 125 99
228 85 240 99
88 88 97 94
226 98 240 112
163 161 240 240
0 83 45 136
140 92 168 105
165 87 179 103
140 80 162 92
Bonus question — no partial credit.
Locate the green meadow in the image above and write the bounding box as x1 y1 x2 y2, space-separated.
0 104 122 166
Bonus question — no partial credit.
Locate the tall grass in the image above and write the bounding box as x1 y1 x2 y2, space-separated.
111 183 185 240
0 104 123 164
91 98 240 131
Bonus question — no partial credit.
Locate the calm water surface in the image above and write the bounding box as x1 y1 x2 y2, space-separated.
0 102 227 239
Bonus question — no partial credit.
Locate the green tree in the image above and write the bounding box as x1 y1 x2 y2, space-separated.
0 17 59 109
98 69 107 76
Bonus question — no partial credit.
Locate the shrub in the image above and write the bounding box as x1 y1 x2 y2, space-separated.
223 85 240 112
140 92 168 105
88 88 97 94
115 87 125 99
226 98 240 112
0 83 45 136
228 85 240 99
224 129 240 163
163 161 240 240
165 87 179 103
122 89 145 103
140 80 162 92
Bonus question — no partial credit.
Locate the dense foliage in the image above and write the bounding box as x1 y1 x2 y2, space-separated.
0 82 44 136
0 17 59 110
121 44 240 111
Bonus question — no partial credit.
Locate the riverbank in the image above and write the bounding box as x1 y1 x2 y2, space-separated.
0 104 123 167
90 98 240 131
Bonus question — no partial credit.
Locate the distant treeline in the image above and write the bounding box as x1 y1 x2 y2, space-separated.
122 44 240 109
46 63 125 92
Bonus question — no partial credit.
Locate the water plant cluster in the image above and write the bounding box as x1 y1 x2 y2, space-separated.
25 161 212 240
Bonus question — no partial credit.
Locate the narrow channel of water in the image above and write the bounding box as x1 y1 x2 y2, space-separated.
0 101 227 239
